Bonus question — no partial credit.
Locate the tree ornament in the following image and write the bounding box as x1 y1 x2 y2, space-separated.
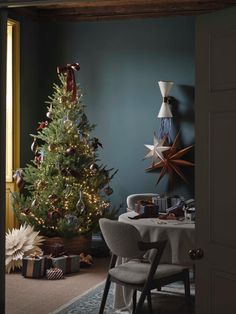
57 63 80 101
5 224 44 273
48 143 57 152
65 146 76 156
36 180 46 190
48 208 61 221
91 137 103 150
22 207 30 215
39 148 45 163
90 163 99 172
63 118 73 130
34 155 42 166
46 105 53 119
104 186 113 196
64 214 79 228
13 169 24 189
48 194 58 204
76 191 85 214
31 198 38 207
37 121 48 130
31 137 38 154
59 95 68 104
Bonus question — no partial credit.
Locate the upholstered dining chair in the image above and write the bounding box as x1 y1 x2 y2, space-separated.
99 218 190 314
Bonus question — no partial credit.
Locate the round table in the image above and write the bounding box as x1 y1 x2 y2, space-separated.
119 211 195 266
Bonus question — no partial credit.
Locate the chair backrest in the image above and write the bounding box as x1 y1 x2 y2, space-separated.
99 218 143 258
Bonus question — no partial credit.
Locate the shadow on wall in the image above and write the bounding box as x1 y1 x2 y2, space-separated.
171 85 195 140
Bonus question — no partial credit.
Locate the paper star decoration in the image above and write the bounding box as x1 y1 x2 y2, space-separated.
144 133 170 162
146 133 194 186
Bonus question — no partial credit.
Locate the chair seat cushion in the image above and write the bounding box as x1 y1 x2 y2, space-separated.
109 261 187 285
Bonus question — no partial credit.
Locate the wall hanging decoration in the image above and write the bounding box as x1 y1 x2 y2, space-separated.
157 81 174 144
145 132 194 186
144 132 170 164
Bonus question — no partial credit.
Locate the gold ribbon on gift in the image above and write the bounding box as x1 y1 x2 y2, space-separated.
26 259 35 277
26 251 44 277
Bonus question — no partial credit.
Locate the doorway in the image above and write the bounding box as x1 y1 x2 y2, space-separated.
5 19 20 230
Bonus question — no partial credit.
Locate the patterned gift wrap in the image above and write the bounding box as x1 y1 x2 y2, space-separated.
51 255 80 274
22 256 46 278
46 267 64 280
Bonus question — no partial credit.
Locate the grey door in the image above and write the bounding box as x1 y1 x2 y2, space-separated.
195 7 236 314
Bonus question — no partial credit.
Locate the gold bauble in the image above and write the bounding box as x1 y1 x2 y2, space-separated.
64 119 73 130
48 143 57 152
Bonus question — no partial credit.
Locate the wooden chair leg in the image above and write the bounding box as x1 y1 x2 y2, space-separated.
99 276 111 314
134 290 147 314
147 291 153 313
183 270 191 304
132 290 137 314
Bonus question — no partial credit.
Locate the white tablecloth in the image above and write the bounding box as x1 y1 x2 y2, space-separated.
113 211 195 312
119 211 195 265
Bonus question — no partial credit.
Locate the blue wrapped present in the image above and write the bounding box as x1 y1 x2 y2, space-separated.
51 255 80 274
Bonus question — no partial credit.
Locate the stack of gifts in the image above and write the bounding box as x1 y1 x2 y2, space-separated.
22 241 93 280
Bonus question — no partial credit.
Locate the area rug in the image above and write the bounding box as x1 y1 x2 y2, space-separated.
51 281 195 314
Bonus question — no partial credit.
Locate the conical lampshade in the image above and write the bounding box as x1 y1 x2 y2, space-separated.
158 81 174 97
158 102 173 118
157 81 174 118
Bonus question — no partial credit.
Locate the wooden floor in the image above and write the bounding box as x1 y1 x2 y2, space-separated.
6 257 110 314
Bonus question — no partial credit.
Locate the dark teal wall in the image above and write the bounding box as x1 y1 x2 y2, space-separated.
25 17 194 211
18 17 40 167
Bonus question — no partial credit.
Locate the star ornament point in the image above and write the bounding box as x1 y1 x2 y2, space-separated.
144 133 170 162
145 133 194 185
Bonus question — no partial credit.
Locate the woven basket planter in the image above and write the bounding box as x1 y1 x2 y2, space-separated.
43 234 92 255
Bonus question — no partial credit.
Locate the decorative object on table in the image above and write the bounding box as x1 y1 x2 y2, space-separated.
46 267 64 280
184 199 195 221
79 252 93 267
152 195 172 213
130 200 159 219
158 200 185 220
11 63 117 254
50 254 80 274
5 224 44 273
157 81 174 144
22 253 46 278
146 132 194 186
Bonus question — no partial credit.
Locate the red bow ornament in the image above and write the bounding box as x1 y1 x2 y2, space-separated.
57 63 80 101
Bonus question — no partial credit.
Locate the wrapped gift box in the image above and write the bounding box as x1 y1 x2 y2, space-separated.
152 195 182 213
51 255 80 274
22 255 46 278
152 195 170 212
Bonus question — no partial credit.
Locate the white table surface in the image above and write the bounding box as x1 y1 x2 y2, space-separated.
119 211 195 265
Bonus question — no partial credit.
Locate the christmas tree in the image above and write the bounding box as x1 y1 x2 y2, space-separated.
12 63 116 238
